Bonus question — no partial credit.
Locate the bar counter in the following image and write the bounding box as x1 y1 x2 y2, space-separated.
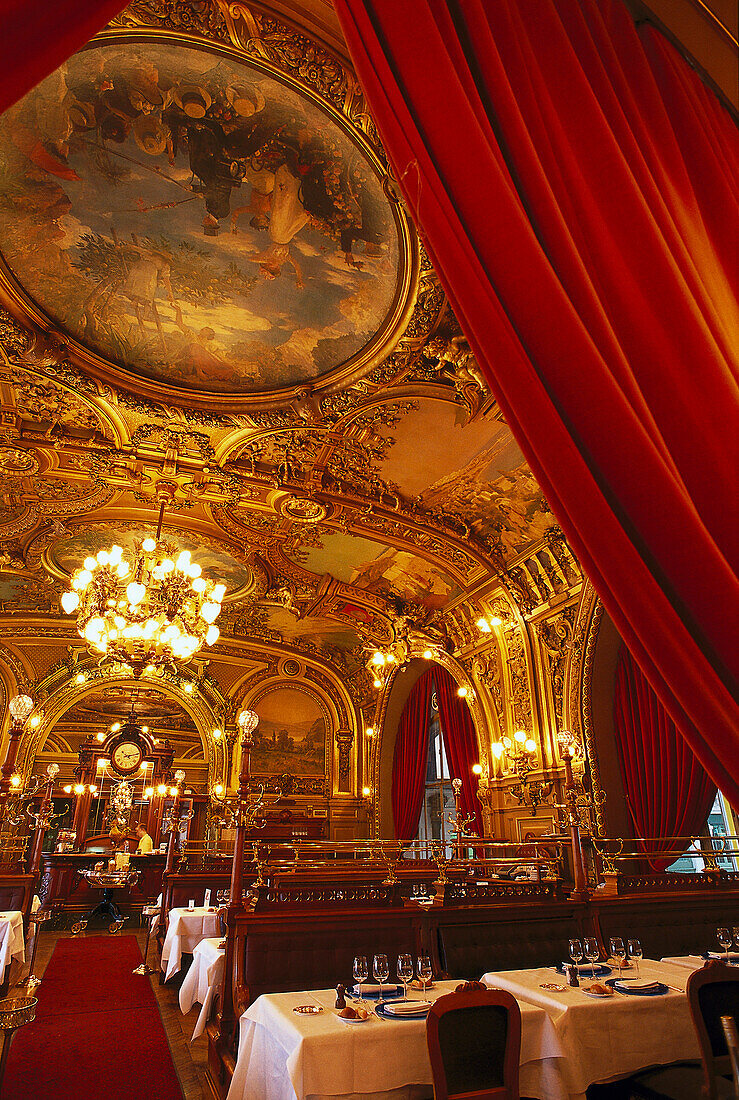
37 852 165 923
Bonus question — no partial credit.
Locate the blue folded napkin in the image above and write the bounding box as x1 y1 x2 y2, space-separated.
556 962 612 977
352 983 403 999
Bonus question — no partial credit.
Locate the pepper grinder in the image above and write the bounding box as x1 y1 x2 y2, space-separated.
335 983 346 1009
566 964 580 988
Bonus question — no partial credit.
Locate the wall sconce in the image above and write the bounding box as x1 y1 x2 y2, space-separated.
365 727 375 739
491 731 552 815
476 615 503 633
556 728 584 763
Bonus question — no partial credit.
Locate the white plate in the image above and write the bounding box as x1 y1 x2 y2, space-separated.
582 989 615 999
336 1011 371 1024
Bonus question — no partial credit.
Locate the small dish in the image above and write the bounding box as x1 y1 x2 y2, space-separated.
539 982 567 991
582 985 615 998
293 1004 323 1015
336 1009 370 1024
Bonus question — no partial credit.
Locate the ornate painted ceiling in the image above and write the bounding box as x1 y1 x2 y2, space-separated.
0 0 583 750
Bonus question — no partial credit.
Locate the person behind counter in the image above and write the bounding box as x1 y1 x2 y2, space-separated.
135 822 154 854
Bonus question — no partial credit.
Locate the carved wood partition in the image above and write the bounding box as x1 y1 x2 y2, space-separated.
204 877 739 1100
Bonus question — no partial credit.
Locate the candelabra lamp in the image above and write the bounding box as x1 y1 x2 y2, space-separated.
491 731 553 816
443 777 478 859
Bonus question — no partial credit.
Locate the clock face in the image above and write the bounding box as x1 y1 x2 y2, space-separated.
111 741 144 775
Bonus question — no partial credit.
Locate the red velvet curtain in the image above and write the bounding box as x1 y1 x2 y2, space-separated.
0 1 125 116
391 669 435 840
334 0 739 805
614 644 717 871
434 668 483 837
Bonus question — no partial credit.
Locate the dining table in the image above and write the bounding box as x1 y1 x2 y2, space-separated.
178 936 225 1040
482 959 700 1100
226 980 566 1100
661 952 739 971
0 911 25 978
160 906 221 981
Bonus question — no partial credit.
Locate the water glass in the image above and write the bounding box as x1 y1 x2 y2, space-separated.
397 953 413 1000
584 937 600 970
373 953 389 1004
417 955 433 996
610 937 626 978
569 938 583 978
627 938 643 978
718 928 732 964
353 955 368 1003
732 927 739 952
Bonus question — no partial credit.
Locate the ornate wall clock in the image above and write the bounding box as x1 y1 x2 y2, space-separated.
110 739 144 776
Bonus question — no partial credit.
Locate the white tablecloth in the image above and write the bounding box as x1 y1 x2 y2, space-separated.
227 981 564 1100
0 911 25 975
482 960 700 1100
179 937 225 1040
161 907 220 981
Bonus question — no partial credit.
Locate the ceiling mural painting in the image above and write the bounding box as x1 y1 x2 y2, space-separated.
41 520 255 601
0 35 412 400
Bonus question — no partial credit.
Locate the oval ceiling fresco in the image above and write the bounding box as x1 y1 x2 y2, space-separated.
0 41 407 397
42 521 253 602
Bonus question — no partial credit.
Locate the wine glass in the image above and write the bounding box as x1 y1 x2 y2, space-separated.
397 953 413 1001
732 927 739 955
584 937 600 973
373 953 389 1005
627 938 643 978
353 955 368 1004
569 938 583 979
418 955 433 998
718 928 732 964
610 937 626 979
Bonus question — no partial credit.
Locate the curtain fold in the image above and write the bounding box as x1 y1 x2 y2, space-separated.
613 644 717 871
434 668 483 837
0 2 125 116
391 669 435 840
333 0 739 804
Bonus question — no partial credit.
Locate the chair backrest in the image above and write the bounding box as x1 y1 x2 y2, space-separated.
426 988 521 1100
687 960 739 1100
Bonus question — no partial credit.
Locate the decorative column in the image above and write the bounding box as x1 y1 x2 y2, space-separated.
229 710 259 907
0 695 34 824
163 770 186 875
562 750 589 901
71 763 93 844
28 765 60 879
335 729 353 794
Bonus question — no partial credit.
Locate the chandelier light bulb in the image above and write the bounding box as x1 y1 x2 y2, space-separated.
456 685 468 698
10 775 21 788
525 738 537 754
63 785 72 794
142 537 156 552
9 694 34 722
83 556 97 571
372 652 385 666
200 602 221 624
206 624 220 646
96 732 105 742
490 616 503 626
514 729 527 744
373 678 382 689
491 741 504 759
214 784 224 796
144 787 153 798
61 591 80 613
476 617 492 632
157 784 167 796
423 649 433 660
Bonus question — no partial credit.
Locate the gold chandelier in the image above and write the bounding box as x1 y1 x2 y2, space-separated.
60 505 225 675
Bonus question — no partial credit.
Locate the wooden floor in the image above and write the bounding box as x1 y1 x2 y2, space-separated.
13 925 208 1100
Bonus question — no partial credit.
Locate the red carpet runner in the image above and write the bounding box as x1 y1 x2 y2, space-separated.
3 935 185 1099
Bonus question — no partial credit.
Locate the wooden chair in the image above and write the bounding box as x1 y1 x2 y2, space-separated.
628 960 738 1100
426 987 521 1100
688 961 739 1100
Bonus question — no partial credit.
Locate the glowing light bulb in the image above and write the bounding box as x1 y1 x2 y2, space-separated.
111 722 121 732
514 730 527 744
75 673 86 684
200 602 221 624
157 784 167 796
476 618 491 633
10 775 21 788
144 787 153 799
89 785 97 795
373 678 382 689
83 557 97 571
362 787 372 797
472 763 483 775
126 581 145 605
525 738 537 754
457 686 468 698
206 624 220 646
74 784 85 795
365 727 375 738
142 538 156 552
96 732 105 742
61 590 79 614
371 652 385 666
423 650 433 660
214 785 224 796
63 785 72 795
169 786 178 797
212 584 226 603
213 729 222 740
490 616 503 627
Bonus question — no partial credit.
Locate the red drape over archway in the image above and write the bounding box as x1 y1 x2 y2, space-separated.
391 669 434 840
434 667 484 837
614 645 717 870
334 0 739 805
0 1 125 116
